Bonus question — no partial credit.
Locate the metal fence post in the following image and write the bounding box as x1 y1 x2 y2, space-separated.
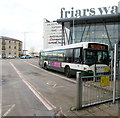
76 72 82 110
113 44 117 104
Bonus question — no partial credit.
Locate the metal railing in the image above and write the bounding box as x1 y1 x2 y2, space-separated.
76 72 120 109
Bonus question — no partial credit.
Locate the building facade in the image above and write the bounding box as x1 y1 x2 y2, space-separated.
43 19 63 49
0 36 23 58
57 6 120 50
0 39 2 58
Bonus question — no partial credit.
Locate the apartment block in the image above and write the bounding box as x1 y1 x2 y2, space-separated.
0 36 23 58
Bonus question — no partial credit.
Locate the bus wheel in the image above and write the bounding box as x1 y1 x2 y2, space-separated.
65 66 71 78
44 63 47 70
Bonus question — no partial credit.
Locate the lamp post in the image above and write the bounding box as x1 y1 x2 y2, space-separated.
73 17 75 44
118 1 120 14
24 32 26 53
22 32 29 55
72 7 75 44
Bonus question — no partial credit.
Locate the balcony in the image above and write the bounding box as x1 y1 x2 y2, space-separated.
2 42 6 45
2 46 6 50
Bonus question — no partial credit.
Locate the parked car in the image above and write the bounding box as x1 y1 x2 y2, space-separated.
6 55 15 59
20 55 32 59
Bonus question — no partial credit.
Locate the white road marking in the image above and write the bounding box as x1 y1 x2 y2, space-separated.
3 104 15 116
24 61 76 84
54 86 64 88
22 79 56 110
47 81 64 88
53 84 57 88
10 62 56 111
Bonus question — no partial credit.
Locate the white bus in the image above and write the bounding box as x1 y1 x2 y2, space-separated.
39 42 110 77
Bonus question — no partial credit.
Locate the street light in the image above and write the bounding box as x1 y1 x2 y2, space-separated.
22 32 29 55
118 1 120 14
72 17 75 44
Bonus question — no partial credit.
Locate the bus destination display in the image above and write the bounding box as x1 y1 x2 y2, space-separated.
89 43 108 50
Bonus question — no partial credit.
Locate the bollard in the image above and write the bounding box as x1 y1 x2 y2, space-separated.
76 72 82 110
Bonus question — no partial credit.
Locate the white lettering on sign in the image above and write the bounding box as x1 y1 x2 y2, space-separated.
61 6 118 18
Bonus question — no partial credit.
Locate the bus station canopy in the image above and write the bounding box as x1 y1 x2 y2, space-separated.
57 14 120 25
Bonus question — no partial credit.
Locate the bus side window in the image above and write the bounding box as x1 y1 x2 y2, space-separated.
57 50 64 62
39 52 41 57
44 52 48 60
47 52 52 61
40 52 45 59
52 51 58 61
64 49 73 63
74 48 82 63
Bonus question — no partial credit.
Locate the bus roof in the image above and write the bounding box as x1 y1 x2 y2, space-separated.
43 42 108 52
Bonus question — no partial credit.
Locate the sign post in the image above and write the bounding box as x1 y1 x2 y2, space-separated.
113 44 118 104
100 76 110 87
118 1 120 13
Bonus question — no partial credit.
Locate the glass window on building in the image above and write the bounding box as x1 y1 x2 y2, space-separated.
71 22 119 50
2 46 6 50
2 40 5 45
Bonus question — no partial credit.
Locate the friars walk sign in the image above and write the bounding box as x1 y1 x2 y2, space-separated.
61 6 118 18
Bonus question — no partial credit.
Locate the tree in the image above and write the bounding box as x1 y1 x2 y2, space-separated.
29 47 36 56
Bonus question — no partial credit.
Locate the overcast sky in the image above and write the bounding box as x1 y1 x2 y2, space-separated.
0 0 119 52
